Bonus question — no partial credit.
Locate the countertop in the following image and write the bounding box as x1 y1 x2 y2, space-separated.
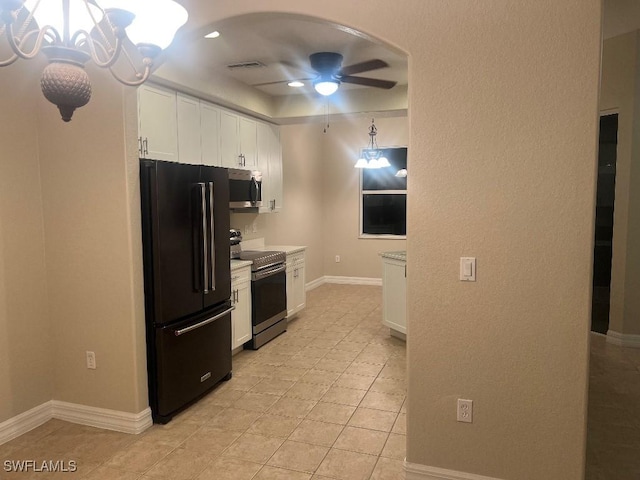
230 259 253 271
380 251 406 261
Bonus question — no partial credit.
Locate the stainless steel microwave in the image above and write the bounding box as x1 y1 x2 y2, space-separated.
228 168 262 209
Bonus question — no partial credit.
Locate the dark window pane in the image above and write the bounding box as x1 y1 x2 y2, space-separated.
362 147 407 191
362 194 406 235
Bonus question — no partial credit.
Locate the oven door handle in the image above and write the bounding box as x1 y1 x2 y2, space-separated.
173 307 235 336
252 263 286 281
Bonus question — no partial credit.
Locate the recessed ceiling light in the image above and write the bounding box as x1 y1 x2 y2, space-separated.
204 31 220 39
287 81 304 88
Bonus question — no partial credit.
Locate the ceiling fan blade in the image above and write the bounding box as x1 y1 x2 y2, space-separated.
340 76 397 89
340 59 389 76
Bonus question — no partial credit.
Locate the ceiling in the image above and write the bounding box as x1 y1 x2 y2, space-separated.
173 13 408 99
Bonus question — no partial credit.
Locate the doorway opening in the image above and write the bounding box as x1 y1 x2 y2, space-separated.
590 113 618 334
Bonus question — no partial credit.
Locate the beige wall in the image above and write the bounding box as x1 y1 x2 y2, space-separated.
600 32 640 336
321 116 407 278
37 66 148 413
405 2 600 478
0 61 53 422
231 122 326 283
234 116 407 283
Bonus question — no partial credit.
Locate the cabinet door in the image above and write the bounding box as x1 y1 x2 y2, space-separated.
382 259 406 334
200 102 220 166
285 266 295 318
220 111 240 168
138 85 178 161
269 125 283 213
293 262 306 313
176 93 201 164
232 281 252 349
239 117 257 169
256 122 272 213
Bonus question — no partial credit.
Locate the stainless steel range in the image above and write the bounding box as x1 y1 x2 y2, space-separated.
239 250 287 349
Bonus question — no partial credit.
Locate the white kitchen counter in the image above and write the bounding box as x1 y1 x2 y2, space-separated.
231 259 253 271
380 251 406 262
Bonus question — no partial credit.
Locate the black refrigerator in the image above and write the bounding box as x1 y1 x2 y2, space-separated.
140 159 232 424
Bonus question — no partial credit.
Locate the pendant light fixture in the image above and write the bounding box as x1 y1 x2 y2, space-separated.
355 118 391 169
0 0 188 122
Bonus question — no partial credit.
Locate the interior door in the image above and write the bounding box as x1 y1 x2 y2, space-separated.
142 161 204 325
200 166 231 309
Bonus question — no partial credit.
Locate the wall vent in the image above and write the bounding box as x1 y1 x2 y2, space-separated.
226 61 266 70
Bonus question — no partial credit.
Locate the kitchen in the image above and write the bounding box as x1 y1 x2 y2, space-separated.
0 2 605 480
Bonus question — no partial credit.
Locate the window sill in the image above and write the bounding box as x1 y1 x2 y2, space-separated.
359 234 407 240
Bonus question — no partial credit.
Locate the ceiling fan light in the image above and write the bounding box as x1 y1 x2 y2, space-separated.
314 80 339 96
288 81 304 88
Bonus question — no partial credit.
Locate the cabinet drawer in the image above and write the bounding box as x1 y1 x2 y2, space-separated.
287 252 305 267
231 266 251 285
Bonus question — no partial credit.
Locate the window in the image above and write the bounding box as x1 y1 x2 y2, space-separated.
360 147 407 237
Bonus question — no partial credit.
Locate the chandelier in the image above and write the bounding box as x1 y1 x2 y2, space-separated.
354 118 391 169
0 0 188 121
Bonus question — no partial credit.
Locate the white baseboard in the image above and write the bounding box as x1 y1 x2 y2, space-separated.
405 462 504 480
306 277 325 291
0 401 53 445
606 330 640 348
52 401 152 435
323 276 382 286
0 401 152 445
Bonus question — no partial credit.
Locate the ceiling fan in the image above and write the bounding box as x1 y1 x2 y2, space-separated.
255 52 397 96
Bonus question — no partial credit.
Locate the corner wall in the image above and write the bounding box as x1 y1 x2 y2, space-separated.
0 61 53 423
601 30 640 337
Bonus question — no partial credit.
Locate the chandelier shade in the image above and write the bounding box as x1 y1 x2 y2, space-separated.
0 0 189 121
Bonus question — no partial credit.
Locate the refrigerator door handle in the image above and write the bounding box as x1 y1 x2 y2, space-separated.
173 306 235 336
208 182 216 292
200 183 209 294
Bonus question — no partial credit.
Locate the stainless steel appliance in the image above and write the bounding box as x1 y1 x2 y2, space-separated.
230 229 242 259
229 168 262 209
239 250 287 349
140 159 233 424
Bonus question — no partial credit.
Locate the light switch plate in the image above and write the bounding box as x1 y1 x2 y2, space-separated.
460 257 476 281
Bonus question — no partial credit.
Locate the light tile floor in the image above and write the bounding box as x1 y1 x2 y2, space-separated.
4 286 635 479
585 333 640 480
0 285 407 479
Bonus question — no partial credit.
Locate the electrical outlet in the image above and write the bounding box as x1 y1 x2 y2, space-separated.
252 222 258 233
457 398 472 423
244 225 250 235
86 351 96 370
335 255 341 263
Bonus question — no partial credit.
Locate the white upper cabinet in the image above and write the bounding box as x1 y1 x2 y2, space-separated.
239 117 257 169
257 122 283 213
176 93 202 165
200 102 220 166
220 110 241 168
137 84 178 161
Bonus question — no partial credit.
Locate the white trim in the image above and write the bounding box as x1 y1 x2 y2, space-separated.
305 276 325 291
0 401 152 445
52 401 152 435
324 276 382 286
606 330 640 348
405 462 504 480
0 401 53 445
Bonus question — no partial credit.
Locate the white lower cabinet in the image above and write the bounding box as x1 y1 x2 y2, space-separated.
382 256 407 335
231 265 252 350
286 250 306 318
